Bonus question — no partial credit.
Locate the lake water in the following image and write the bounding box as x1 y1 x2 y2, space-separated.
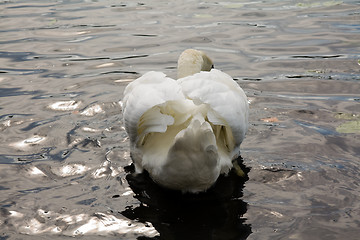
0 0 359 239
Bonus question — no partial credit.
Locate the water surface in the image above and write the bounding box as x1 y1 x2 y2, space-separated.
0 0 360 239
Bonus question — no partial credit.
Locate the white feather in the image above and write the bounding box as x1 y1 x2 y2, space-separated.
122 50 249 192
122 71 184 143
178 69 249 161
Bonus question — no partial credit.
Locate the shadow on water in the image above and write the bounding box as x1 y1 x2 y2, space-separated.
122 157 252 240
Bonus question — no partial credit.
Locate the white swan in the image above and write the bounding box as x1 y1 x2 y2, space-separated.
122 49 249 193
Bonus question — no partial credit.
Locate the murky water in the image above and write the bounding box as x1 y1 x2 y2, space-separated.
1 0 359 239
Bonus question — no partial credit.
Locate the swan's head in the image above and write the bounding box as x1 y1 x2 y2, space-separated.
177 49 214 79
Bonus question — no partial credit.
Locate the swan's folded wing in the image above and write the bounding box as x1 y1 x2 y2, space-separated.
178 69 249 148
122 71 185 143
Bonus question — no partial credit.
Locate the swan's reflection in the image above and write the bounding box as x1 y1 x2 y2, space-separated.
122 157 252 240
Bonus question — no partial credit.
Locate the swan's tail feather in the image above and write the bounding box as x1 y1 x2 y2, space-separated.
156 114 220 192
132 99 237 192
137 106 174 146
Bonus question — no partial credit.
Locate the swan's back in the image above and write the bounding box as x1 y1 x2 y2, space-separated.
123 71 184 145
122 52 248 193
179 69 248 149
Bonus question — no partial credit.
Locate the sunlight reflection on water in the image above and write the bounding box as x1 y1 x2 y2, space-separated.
8 209 158 237
0 0 360 239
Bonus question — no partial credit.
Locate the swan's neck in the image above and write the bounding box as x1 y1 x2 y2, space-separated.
177 49 213 79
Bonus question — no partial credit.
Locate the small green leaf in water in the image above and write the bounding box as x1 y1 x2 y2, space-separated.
193 14 213 19
49 18 57 25
358 59 360 66
336 120 360 134
323 1 343 7
308 69 325 74
297 1 342 8
335 112 359 120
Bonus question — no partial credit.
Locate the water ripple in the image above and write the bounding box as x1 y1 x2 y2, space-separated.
1 0 359 239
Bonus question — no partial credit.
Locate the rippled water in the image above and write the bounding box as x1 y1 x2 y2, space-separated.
1 0 359 239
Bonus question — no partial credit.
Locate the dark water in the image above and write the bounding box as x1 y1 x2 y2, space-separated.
0 0 360 239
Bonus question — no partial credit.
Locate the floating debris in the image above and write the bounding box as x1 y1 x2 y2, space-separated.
261 117 279 123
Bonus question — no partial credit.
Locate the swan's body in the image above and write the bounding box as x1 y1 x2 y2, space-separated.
122 49 249 193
